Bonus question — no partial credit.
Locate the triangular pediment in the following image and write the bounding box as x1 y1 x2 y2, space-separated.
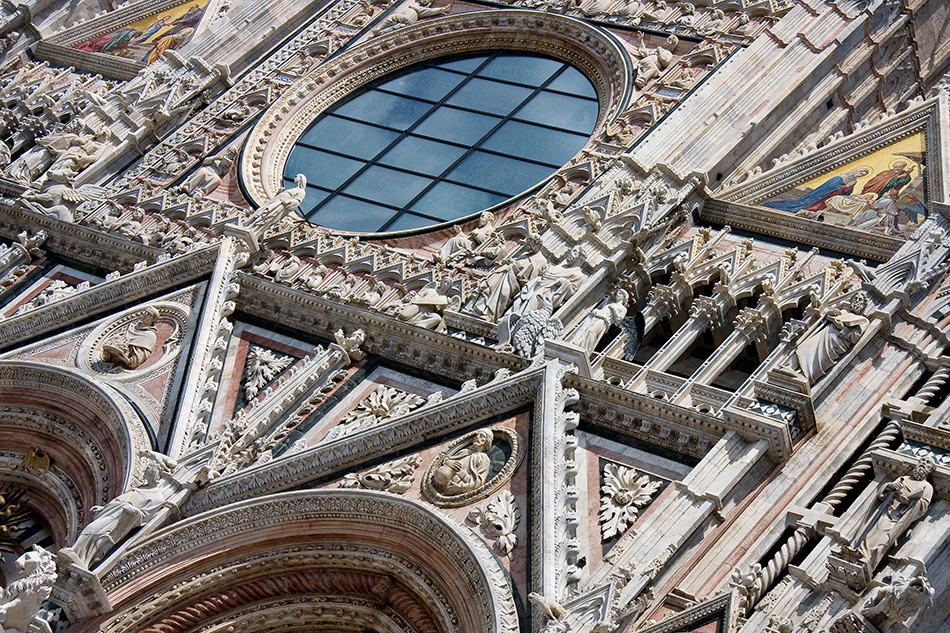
705 96 947 261
36 0 217 79
628 589 740 633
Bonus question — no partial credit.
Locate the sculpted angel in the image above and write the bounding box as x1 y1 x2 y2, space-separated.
19 170 108 222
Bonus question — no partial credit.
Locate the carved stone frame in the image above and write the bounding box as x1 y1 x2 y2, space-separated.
421 426 524 508
704 97 946 260
239 9 633 229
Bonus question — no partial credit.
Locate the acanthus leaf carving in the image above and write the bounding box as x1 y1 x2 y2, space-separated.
598 463 662 541
339 455 422 494
467 489 520 557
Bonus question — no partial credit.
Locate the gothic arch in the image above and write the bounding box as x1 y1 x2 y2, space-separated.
0 361 151 544
92 489 519 633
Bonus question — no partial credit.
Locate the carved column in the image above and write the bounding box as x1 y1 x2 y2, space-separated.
629 295 723 391
672 307 769 404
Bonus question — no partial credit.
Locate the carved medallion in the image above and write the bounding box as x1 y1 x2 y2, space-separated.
78 302 190 376
422 427 523 508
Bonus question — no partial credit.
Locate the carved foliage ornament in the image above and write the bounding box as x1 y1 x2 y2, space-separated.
599 462 662 540
324 385 426 443
467 489 520 557
339 455 422 494
422 427 523 508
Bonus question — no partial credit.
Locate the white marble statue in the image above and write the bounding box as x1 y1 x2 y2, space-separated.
45 127 110 179
7 127 83 183
0 546 57 633
175 149 235 200
790 293 869 385
432 429 493 495
634 33 677 88
394 276 458 332
468 233 548 322
371 0 450 34
434 211 501 266
846 456 934 571
247 173 307 230
506 245 585 318
861 573 934 633
60 450 181 569
19 170 108 222
101 307 161 370
570 288 628 351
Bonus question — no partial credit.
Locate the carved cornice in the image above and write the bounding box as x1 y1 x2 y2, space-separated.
568 374 719 459
0 246 216 351
103 490 520 633
184 367 544 514
0 203 160 271
237 273 529 384
701 199 900 262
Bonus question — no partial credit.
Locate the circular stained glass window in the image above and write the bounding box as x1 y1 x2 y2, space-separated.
282 51 599 234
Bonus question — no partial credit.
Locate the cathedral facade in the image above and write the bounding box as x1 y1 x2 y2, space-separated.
0 0 948 631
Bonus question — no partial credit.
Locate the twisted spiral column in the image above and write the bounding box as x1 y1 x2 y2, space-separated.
742 420 901 612
914 366 950 405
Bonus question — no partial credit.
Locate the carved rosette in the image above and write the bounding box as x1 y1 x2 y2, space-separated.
422 427 523 508
77 302 190 377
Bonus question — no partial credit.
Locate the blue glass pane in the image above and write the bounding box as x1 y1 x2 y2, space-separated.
547 66 597 98
285 146 364 190
446 151 553 195
380 67 467 102
343 165 433 207
481 120 587 166
299 186 331 215
436 56 489 73
515 91 598 134
411 182 507 220
445 78 533 116
335 90 433 129
478 56 562 86
385 211 441 232
309 196 398 232
414 107 500 145
378 136 468 176
299 116 399 160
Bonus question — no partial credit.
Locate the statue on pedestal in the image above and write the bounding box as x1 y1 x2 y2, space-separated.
848 457 935 572
791 293 869 385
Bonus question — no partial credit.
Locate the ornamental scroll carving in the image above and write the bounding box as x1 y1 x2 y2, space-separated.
323 385 426 443
422 427 523 508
